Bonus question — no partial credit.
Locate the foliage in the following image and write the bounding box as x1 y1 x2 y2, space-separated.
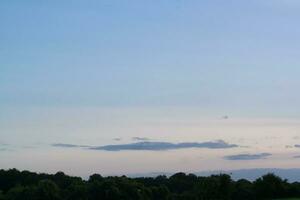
0 169 300 199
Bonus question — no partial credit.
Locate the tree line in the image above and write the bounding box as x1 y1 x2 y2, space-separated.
0 169 300 200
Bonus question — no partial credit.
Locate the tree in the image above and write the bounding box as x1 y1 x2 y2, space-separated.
1 168 300 200
150 185 170 200
254 173 287 199
88 174 103 183
5 185 37 200
65 182 87 200
233 179 254 200
35 180 61 200
0 191 4 200
168 173 197 194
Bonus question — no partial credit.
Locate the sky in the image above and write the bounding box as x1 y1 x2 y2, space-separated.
1 0 300 177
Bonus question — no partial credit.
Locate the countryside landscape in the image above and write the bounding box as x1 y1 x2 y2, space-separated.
1 0 300 199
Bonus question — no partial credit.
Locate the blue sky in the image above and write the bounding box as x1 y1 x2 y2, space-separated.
1 0 300 112
1 1 300 176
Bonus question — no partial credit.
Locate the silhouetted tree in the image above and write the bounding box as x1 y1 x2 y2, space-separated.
88 174 103 183
0 190 4 200
254 173 286 199
233 179 255 200
1 169 300 200
35 180 61 200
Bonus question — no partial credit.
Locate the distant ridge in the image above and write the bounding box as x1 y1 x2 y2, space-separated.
130 168 300 182
198 168 300 182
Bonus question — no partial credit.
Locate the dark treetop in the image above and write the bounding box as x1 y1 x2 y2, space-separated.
0 169 300 200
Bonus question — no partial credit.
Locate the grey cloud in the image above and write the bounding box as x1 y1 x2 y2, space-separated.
52 143 91 148
0 145 11 152
295 145 300 148
0 143 9 151
90 140 238 151
132 137 150 141
0 148 8 151
224 153 271 160
293 155 300 158
221 115 229 120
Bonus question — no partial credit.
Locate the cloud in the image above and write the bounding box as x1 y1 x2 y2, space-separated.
224 153 271 160
0 143 9 151
132 137 150 141
0 148 8 151
90 140 238 151
221 115 229 120
52 143 91 148
113 138 122 141
295 144 300 148
293 155 300 159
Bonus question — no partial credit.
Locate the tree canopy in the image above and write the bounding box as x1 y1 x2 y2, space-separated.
0 169 299 200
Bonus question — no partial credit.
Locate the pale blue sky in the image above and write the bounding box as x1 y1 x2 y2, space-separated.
1 0 300 113
1 1 300 176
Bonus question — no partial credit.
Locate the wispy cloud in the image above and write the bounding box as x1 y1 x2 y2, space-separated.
0 143 10 152
52 140 238 151
91 140 238 151
224 153 271 160
0 148 8 151
295 144 300 148
52 143 91 148
132 137 150 141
